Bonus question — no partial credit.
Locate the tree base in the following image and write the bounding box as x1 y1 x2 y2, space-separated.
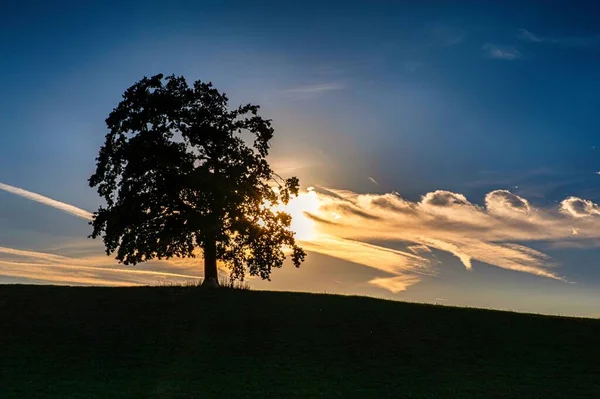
201 277 220 289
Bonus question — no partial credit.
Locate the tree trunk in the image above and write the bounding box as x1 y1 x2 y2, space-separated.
202 238 219 288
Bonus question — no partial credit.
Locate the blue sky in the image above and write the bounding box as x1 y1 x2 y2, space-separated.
2 1 600 316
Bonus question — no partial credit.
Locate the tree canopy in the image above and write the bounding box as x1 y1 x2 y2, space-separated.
89 74 305 284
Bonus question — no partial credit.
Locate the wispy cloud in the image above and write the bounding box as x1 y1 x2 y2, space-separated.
369 275 423 293
482 44 522 60
283 83 344 99
0 183 205 286
428 24 466 46
269 158 316 176
368 177 380 187
518 29 546 43
518 29 600 50
6 180 600 294
560 197 600 218
0 182 93 220
299 236 432 293
0 245 201 286
281 185 600 292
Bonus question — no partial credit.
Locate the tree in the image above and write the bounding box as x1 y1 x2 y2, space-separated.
89 74 306 286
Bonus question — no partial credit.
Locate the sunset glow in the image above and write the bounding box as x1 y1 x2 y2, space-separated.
3 2 600 318
277 187 322 242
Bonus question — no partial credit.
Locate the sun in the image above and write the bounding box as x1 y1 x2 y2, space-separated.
276 187 321 242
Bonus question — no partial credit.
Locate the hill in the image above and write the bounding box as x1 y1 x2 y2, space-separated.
1 284 599 398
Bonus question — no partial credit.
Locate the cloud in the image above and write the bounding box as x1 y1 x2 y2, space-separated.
291 187 600 290
518 29 600 50
483 44 522 60
560 197 600 218
282 83 344 99
0 245 201 286
300 236 433 292
408 244 432 254
369 192 415 214
0 182 93 220
5 180 600 293
518 29 545 43
270 158 316 176
369 275 423 293
0 181 208 286
428 25 466 46
368 177 380 187
485 190 531 216
422 190 470 207
418 191 488 228
301 237 431 275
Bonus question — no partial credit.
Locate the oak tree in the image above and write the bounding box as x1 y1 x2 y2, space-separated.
89 74 305 286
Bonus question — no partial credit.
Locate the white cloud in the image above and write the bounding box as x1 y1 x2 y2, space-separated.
7 180 600 293
483 44 522 60
369 275 423 293
301 236 432 275
485 190 531 216
519 29 600 50
0 182 93 220
518 29 545 43
560 197 600 218
422 190 470 207
282 83 344 99
294 187 600 289
0 245 201 286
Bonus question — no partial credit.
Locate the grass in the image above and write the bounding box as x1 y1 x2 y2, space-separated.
153 276 250 290
1 284 599 398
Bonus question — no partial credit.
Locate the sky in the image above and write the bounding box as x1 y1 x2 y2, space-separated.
2 1 600 317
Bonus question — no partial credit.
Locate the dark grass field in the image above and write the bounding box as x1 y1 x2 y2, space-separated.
1 285 599 398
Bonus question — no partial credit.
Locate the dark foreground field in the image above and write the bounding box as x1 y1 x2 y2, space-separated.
1 285 599 398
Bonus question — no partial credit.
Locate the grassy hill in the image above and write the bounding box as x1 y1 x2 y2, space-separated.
1 284 599 398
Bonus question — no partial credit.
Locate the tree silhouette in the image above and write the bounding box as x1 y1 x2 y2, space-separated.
89 74 306 286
